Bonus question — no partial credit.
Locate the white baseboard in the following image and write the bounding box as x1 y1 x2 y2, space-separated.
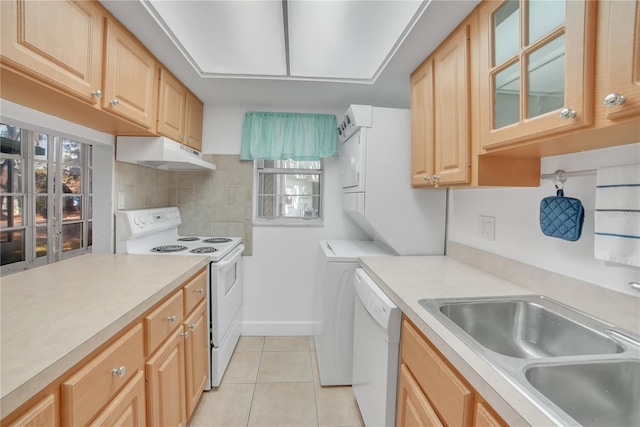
241 321 315 336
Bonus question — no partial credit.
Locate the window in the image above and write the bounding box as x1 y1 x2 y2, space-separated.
254 159 323 226
1 123 93 274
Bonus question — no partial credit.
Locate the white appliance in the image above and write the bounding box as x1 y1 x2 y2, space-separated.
338 105 447 255
117 136 217 171
313 240 393 386
352 268 401 427
115 207 244 389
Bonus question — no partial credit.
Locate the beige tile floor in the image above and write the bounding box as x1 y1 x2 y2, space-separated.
189 336 365 427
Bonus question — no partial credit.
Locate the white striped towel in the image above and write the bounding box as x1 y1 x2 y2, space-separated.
594 164 640 267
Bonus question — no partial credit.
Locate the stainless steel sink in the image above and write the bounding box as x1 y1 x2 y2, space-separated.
526 360 640 427
419 295 640 426
437 298 623 358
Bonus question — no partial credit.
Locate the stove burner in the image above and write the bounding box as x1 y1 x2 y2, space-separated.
190 247 219 254
177 237 200 242
202 238 233 244
151 245 188 253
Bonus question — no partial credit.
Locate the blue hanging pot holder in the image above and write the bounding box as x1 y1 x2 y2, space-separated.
539 189 585 241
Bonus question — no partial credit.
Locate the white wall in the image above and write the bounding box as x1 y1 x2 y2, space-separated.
448 143 640 296
202 104 368 335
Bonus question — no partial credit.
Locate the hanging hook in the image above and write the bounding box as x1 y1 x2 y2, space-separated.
551 170 567 189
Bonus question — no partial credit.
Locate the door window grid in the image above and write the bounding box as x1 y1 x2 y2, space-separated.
254 159 323 226
1 124 93 274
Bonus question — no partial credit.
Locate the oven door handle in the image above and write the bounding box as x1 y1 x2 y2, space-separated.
214 244 245 267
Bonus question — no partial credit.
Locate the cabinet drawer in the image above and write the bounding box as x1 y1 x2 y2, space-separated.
183 268 207 315
401 319 474 427
145 290 184 355
474 401 507 427
88 370 146 427
61 324 143 427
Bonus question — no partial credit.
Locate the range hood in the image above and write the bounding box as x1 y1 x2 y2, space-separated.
116 136 216 171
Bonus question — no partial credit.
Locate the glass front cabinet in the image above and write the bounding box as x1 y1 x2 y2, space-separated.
478 0 596 150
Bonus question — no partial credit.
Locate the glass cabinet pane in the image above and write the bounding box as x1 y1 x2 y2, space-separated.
527 35 565 118
494 61 521 129
528 0 565 45
493 0 520 65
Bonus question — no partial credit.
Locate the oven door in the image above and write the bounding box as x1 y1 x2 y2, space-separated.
209 244 244 347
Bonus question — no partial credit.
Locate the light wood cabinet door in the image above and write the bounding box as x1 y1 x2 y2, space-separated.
4 394 59 427
88 370 146 427
396 364 444 427
157 68 187 143
0 0 103 104
184 91 204 152
146 331 187 427
183 300 208 418
61 324 144 427
596 0 640 122
473 401 507 427
433 21 471 186
410 59 436 188
103 18 158 130
478 0 596 150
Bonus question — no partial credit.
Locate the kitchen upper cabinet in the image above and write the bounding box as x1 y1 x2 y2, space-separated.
0 0 104 104
397 318 507 427
102 18 158 131
157 68 204 151
595 0 640 122
478 0 596 150
410 59 435 187
411 13 472 188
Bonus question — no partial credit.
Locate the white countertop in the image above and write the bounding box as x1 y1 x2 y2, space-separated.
359 255 563 427
0 253 209 417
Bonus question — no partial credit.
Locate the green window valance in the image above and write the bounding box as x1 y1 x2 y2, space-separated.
240 111 337 161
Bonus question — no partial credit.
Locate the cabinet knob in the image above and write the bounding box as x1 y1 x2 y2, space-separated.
111 366 126 378
196 288 204 294
422 175 430 182
432 175 440 183
181 331 189 338
91 90 102 98
109 99 120 107
559 108 576 120
167 315 177 322
603 93 626 108
188 323 197 331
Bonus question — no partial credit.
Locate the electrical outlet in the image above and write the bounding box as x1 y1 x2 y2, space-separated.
479 216 495 240
118 192 126 209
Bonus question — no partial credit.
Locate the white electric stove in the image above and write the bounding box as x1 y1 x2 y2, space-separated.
115 206 245 389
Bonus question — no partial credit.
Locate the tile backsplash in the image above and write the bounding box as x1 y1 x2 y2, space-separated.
114 155 253 255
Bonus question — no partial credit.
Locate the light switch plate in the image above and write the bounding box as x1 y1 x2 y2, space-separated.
479 216 495 240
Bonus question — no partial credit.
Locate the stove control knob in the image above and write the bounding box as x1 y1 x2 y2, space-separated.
134 217 141 226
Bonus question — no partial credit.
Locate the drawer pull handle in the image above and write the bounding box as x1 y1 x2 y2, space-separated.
109 99 120 107
92 90 102 98
604 93 626 107
188 323 197 331
181 331 189 338
196 288 204 294
167 315 177 322
112 366 126 378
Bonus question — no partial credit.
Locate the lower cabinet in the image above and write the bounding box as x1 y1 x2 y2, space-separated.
146 329 187 427
3 393 59 427
184 300 209 418
88 370 146 427
397 318 507 427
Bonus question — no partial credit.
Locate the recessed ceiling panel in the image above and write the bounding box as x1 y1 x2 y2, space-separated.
146 0 287 76
287 0 424 81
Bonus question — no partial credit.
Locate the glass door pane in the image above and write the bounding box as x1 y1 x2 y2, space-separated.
526 35 566 118
494 61 521 128
493 0 520 66
528 0 565 45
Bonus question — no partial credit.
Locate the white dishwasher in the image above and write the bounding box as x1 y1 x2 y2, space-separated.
352 268 401 427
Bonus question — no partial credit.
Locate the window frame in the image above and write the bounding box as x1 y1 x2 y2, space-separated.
1 124 93 275
253 158 324 227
